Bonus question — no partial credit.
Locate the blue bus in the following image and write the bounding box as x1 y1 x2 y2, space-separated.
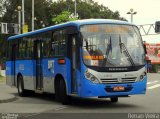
6 19 147 104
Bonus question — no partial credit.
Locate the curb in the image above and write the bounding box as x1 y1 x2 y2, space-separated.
0 79 6 83
0 80 5 82
0 81 5 84
0 93 17 103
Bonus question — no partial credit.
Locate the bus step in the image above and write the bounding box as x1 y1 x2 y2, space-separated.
35 89 43 94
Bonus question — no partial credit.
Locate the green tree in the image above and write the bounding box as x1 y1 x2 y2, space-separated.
52 11 78 24
0 0 54 64
1 0 20 24
51 0 127 22
1 0 53 30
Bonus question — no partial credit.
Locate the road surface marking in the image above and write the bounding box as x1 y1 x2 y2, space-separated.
147 81 158 85
147 84 160 89
55 106 68 111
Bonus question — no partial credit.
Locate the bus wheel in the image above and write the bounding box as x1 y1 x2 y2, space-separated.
17 76 27 97
59 79 70 105
110 97 118 103
55 80 60 101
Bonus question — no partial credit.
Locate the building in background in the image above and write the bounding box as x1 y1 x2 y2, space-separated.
145 43 160 73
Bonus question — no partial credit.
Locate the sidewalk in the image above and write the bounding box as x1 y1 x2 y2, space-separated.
0 77 17 103
0 76 5 83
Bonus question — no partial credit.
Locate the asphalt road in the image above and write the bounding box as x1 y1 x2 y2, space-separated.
0 73 160 119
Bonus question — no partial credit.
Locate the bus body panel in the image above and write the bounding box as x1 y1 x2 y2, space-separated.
41 58 55 93
41 58 72 94
15 60 35 90
6 61 14 86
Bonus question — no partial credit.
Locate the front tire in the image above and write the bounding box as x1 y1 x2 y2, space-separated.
17 75 27 97
110 97 118 103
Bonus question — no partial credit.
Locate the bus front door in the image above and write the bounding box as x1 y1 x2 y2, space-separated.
68 34 79 93
35 40 43 91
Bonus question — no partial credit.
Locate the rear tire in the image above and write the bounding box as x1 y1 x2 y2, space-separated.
55 80 60 101
59 79 70 105
110 97 118 103
17 75 27 97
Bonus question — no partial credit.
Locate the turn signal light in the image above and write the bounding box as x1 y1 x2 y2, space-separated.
58 59 65 64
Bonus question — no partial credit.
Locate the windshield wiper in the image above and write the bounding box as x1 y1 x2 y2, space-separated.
102 36 115 66
106 36 112 59
119 35 135 66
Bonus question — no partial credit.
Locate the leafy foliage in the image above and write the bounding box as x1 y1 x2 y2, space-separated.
51 0 126 22
52 11 78 24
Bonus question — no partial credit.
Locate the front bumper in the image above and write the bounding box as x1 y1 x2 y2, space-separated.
80 77 147 97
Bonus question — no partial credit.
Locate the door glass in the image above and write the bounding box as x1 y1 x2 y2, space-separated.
72 37 76 70
36 41 43 90
71 36 77 92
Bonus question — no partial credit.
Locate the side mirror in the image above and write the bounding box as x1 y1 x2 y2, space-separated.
143 44 147 54
79 33 83 46
78 37 82 46
155 21 160 33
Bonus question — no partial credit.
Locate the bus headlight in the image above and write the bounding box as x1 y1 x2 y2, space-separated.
137 71 147 82
85 71 91 79
85 70 100 84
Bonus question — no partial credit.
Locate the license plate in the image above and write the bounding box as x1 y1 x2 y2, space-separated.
113 86 125 91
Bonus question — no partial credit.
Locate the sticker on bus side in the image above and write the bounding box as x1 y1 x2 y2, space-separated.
48 60 54 73
19 64 24 70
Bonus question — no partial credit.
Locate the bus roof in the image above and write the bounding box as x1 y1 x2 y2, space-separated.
7 19 133 41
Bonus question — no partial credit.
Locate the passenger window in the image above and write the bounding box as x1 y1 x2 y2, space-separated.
52 29 66 56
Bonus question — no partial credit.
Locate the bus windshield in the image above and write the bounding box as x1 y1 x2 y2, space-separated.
80 24 145 67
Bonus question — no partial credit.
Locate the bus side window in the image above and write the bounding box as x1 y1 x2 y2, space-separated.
7 41 12 60
43 40 52 57
52 29 66 57
19 39 23 59
40 32 52 58
26 39 33 58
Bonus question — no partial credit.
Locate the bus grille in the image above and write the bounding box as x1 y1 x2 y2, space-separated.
100 77 137 84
